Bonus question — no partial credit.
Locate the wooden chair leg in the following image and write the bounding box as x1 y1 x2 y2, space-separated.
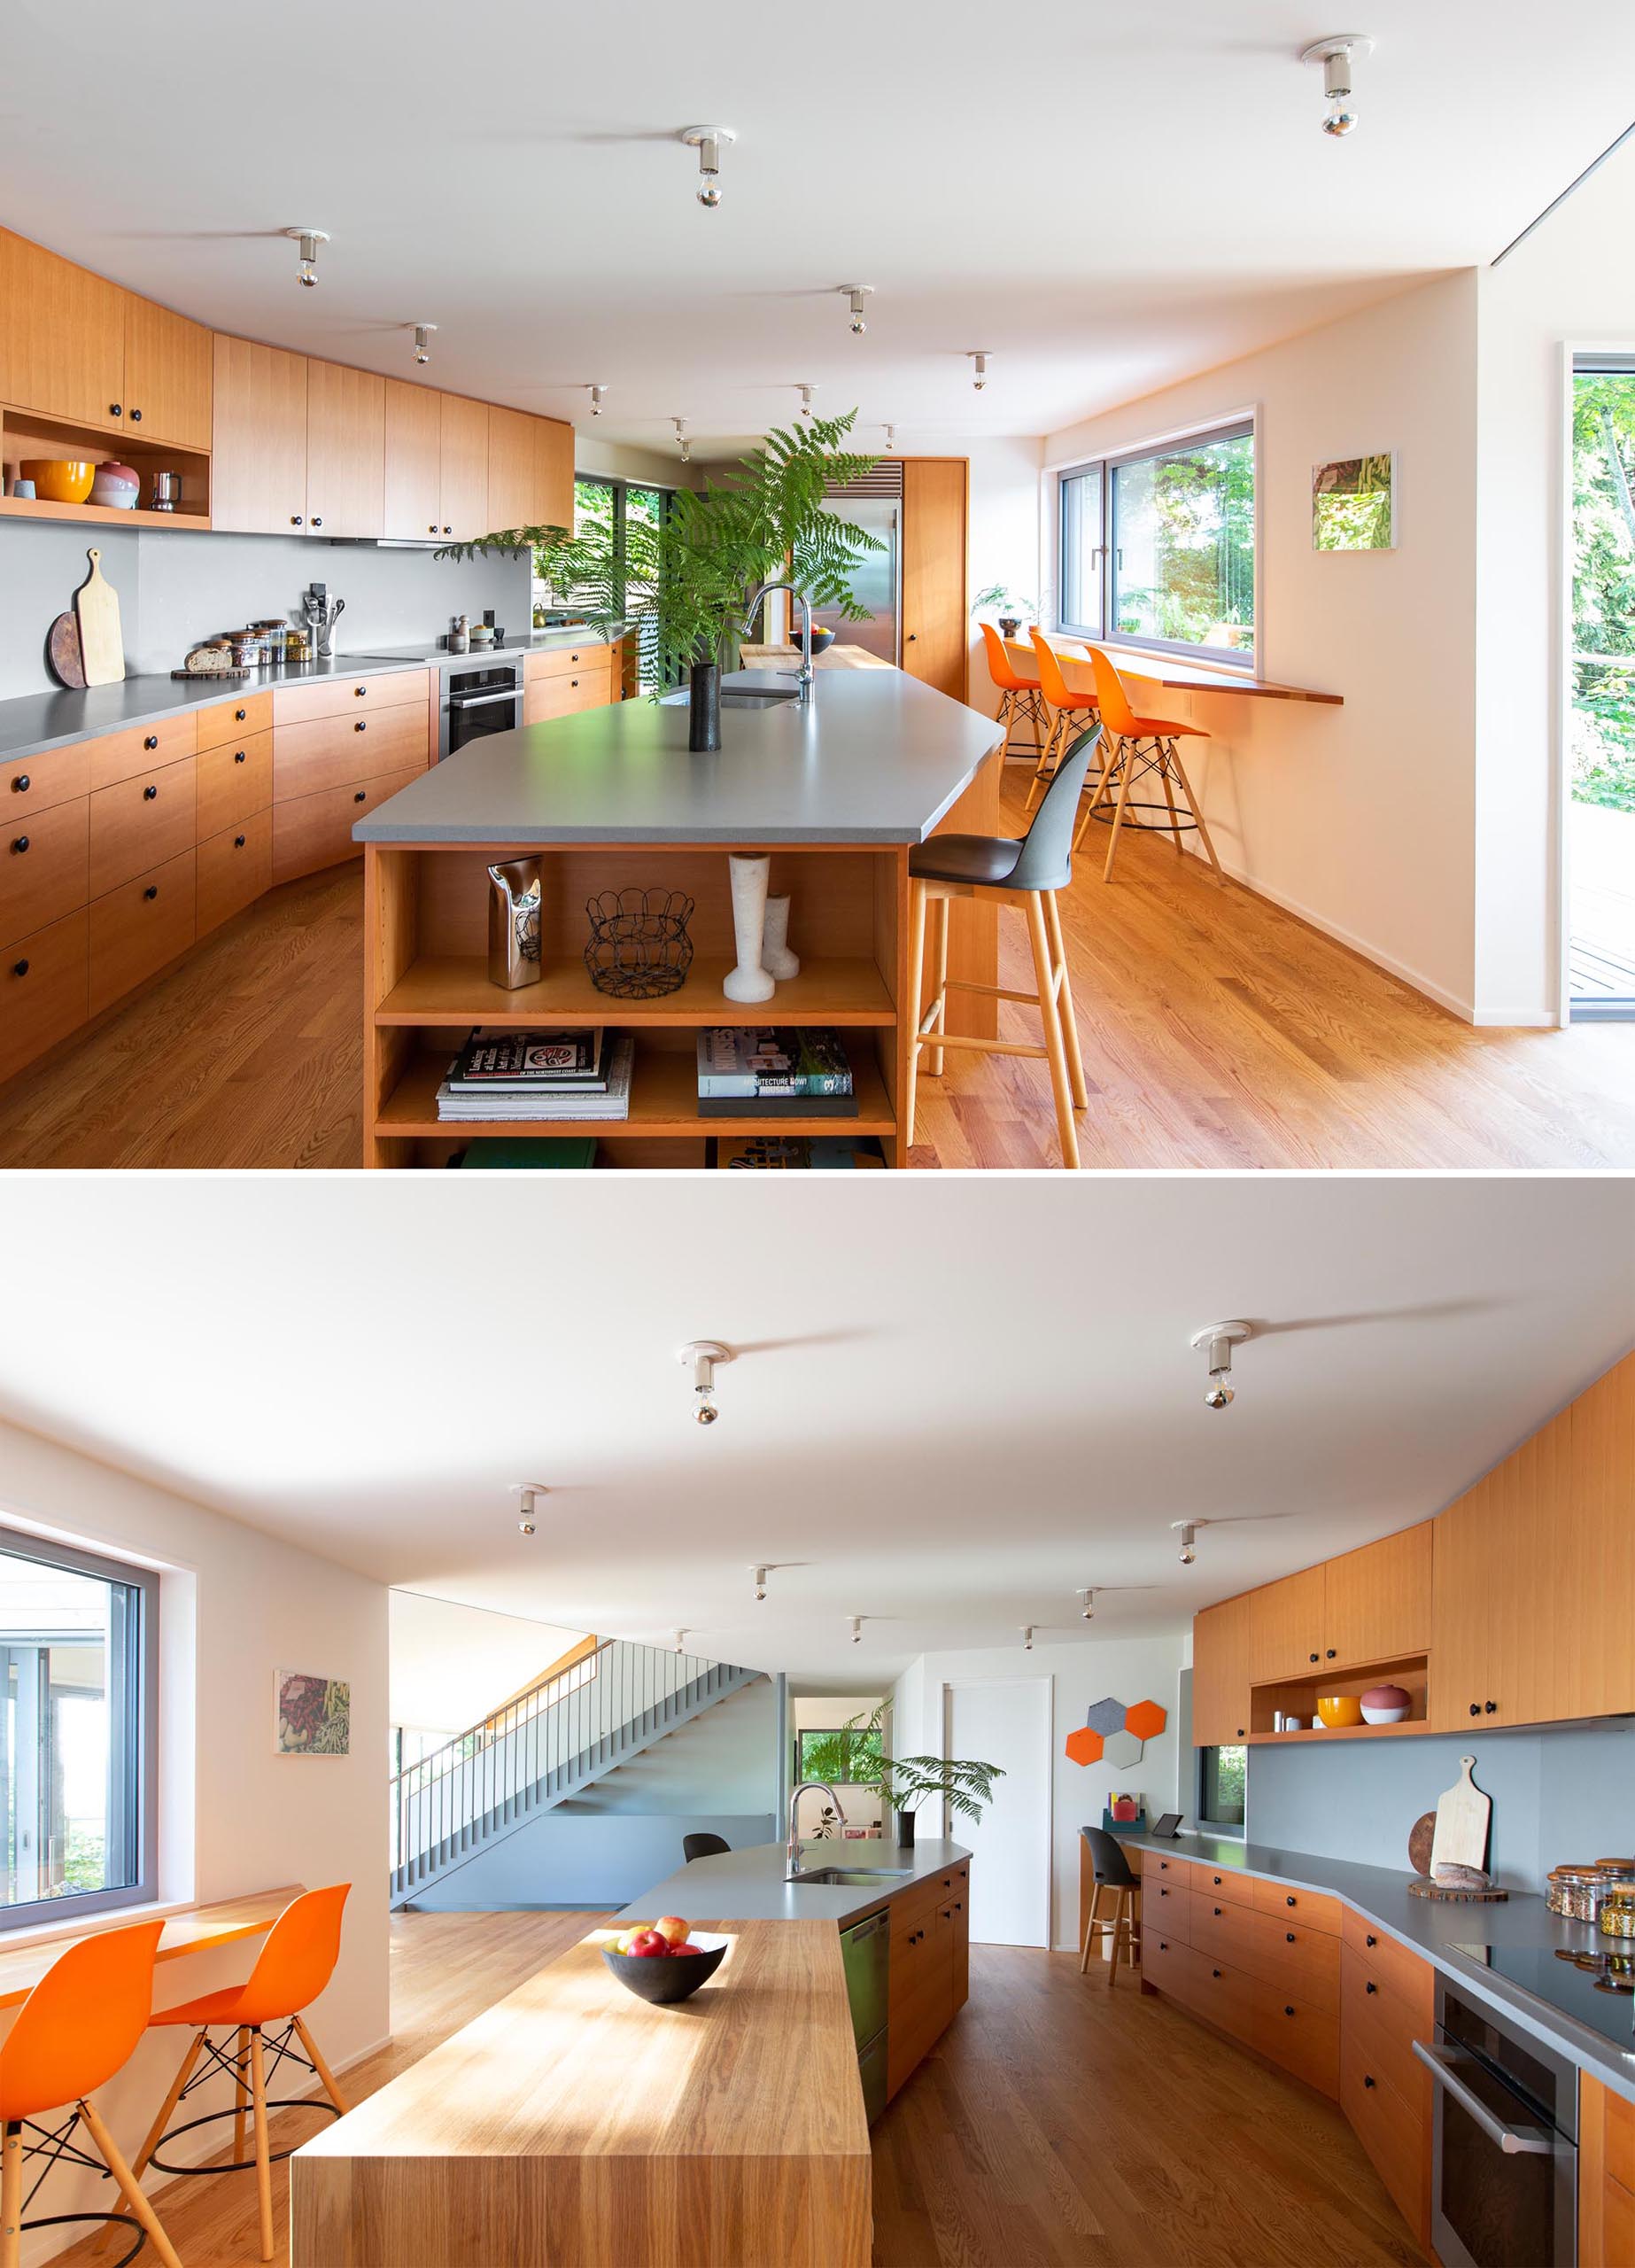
79 2099 184 2268
1023 710 1060 812
1102 738 1141 882
1044 889 1088 1112
1158 750 1184 853
130 2028 205 2186
1079 1882 1102 1975
1165 741 1224 878
2 2122 22 2268
902 878 928 1149
927 896 950 1078
250 2028 275 2264
294 2014 350 2116
1025 687 1047 765
1024 893 1079 1169
233 2024 251 2163
1109 1891 1130 1988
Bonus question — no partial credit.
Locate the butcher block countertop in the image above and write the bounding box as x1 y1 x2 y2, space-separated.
290 1918 871 2268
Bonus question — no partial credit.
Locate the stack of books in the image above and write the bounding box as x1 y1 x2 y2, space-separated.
436 1028 634 1122
695 1029 857 1118
714 1134 883 1169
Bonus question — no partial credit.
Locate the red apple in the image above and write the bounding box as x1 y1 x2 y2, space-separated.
668 1941 700 1956
625 1930 669 1958
654 1915 691 1947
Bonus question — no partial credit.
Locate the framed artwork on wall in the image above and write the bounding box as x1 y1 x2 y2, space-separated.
275 1670 352 1755
1313 453 1396 550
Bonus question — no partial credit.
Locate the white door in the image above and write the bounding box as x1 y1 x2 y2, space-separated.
942 1678 1051 1947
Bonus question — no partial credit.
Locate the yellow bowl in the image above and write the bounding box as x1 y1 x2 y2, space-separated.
1316 1694 1364 1729
19 458 97 504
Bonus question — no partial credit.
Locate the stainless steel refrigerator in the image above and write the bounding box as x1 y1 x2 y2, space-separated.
810 498 900 664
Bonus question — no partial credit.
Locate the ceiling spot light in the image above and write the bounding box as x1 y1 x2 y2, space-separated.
677 1338 730 1422
1300 35 1372 137
1190 1320 1251 1410
884 423 896 452
512 1483 547 1537
589 384 608 416
1078 1588 1096 1621
1173 1519 1213 1566
1022 1625 1034 1651
283 228 329 288
966 351 989 391
678 125 735 208
798 384 817 418
408 323 437 365
848 1615 863 1645
751 1565 769 1603
840 285 874 337
673 417 692 465
674 1628 689 1653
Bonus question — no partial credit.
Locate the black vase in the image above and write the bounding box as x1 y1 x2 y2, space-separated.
896 1808 917 1851
688 660 721 752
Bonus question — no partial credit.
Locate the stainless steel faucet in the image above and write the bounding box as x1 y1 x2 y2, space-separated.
748 579 816 702
787 1779 847 1879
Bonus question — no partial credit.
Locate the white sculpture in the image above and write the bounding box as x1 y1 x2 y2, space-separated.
762 894 799 980
722 854 776 1003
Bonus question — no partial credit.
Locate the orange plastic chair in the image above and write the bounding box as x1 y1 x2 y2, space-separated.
0 1919 183 2268
1075 647 1223 883
131 1884 352 2264
979 621 1050 769
1026 631 1104 813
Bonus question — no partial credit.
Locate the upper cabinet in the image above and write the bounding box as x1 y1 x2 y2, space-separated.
1192 1594 1252 1747
438 395 489 542
212 337 309 535
121 297 213 451
535 416 573 531
384 379 443 540
1323 1523 1432 1669
1559 1353 1634 1721
0 227 125 431
1248 1565 1327 1682
306 361 385 540
487 408 537 532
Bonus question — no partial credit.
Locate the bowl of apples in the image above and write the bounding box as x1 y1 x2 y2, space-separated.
601 1916 728 2005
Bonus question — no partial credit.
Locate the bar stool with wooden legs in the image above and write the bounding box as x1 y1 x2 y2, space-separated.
1079 1827 1142 1988
1073 645 1224 883
128 1883 352 2264
977 621 1050 770
903 725 1099 1169
0 1918 184 2268
1024 629 1104 813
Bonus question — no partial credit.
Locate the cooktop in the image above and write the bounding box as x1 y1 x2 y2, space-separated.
1453 1940 1635 2058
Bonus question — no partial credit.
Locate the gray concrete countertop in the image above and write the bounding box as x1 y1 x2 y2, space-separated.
616 1837 970 1930
1120 1830 1635 2103
353 670 1003 845
354 629 623 670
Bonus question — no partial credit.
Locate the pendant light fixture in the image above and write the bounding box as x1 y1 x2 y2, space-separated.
407 323 437 366
588 384 608 416
1022 1626 1035 1651
674 1628 689 1654
1077 1588 1096 1621
884 423 897 452
1173 1519 1213 1566
966 351 990 391
673 417 692 465
1190 1320 1251 1409
848 1616 863 1645
678 125 735 207
283 228 329 288
751 1565 769 1603
512 1483 547 1537
677 1338 729 1420
798 384 817 418
1300 35 1372 136
840 285 874 336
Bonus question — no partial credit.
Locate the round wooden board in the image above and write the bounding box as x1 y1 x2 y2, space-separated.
45 611 85 688
1407 1877 1510 1901
1407 1810 1436 1876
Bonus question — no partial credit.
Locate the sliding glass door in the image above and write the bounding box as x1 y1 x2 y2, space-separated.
1569 358 1635 1018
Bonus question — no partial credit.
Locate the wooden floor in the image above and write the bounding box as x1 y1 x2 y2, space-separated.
3 781 1631 1169
51 1913 1423 2268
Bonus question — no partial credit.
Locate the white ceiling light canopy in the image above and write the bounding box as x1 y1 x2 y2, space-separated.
678 124 735 208
1300 34 1374 137
840 284 874 337
513 1482 547 1537
1191 1319 1252 1409
282 227 329 288
677 1337 731 1422
408 322 437 365
966 350 990 391
588 384 608 416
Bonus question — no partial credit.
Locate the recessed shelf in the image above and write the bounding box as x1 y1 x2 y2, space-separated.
374 955 896 1029
0 494 210 531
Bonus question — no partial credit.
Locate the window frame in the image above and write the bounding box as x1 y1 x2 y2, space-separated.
1194 1743 1248 1837
1056 415 1259 668
0 1523 159 1931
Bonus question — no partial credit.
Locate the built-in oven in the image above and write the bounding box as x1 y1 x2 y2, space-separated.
1415 1977 1577 2268
441 657 524 759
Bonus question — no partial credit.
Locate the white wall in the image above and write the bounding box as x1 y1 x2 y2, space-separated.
962 435 1048 718
1043 273 1484 1019
1474 134 1635 1024
576 435 701 490
389 1591 585 1736
0 1418 388 2264
892 1633 1186 1953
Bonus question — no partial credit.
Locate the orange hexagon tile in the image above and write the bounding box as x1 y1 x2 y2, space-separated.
1125 1699 1167 1741
1064 1726 1104 1767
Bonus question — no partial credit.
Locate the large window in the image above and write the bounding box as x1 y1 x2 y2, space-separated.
1569 356 1635 1017
1059 421 1256 663
1 1527 157 1928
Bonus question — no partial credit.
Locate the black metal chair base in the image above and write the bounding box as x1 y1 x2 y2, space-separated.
1081 797 1202 833
145 2095 342 2178
23 2210 146 2268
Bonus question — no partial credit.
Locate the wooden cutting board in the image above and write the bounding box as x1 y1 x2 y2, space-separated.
45 611 86 688
1430 1755 1492 1877
74 547 124 685
1407 1810 1437 1877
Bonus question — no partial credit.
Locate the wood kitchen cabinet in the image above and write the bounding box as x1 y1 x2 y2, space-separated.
438 394 489 541
885 1863 968 2102
901 459 968 702
306 361 386 540
1323 1523 1432 1669
486 407 538 532
212 335 309 534
534 414 573 530
1191 1592 1252 1745
384 379 443 540
120 294 213 451
1249 1565 1328 1682
0 228 125 431
1559 1354 1635 1720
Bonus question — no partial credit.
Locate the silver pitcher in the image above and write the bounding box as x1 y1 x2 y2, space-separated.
487 859 543 989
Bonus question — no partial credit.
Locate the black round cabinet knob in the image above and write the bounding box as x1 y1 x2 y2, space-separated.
312 516 322 528
235 835 246 848
1212 1969 1222 1980
354 720 367 732
235 750 246 764
12 775 28 793
130 408 142 422
1285 1896 1296 1907
1283 2006 1294 2017
12 958 29 976
353 790 366 804
1366 1980 1378 1995
1326 1650 1337 1659
144 734 159 750
110 403 122 416
1366 1933 1377 1947
354 686 367 696
1285 1931 1295 1943
1308 1652 1319 1664
11 836 27 854
1485 1700 1497 1713
1364 2075 1375 2090
144 885 159 901
143 783 158 800
235 707 246 721
1469 1703 1481 1717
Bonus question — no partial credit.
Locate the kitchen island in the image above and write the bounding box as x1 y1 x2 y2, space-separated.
291 1840 972 2267
353 667 1003 1166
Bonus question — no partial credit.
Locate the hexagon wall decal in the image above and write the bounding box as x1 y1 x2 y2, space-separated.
1083 1695 1126 1737
1064 1726 1104 1767
1103 1727 1143 1770
1126 1699 1167 1742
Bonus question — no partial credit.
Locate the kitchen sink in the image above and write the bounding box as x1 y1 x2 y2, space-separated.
790 1866 915 1886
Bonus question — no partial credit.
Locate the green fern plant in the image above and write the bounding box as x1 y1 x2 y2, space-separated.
437 411 883 693
800 1701 1005 1826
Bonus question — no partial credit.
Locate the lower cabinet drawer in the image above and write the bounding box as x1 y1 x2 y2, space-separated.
1190 1893 1260 1972
2 796 88 951
1143 1852 1197 1891
1340 1947 1430 2106
1245 1911 1341 2013
1189 1950 1259 2047
89 850 196 1018
273 768 422 887
525 641 614 683
198 730 274 838
4 744 90 818
274 705 430 801
1608 2084 1635 2193
1144 1879 1192 1940
1143 1928 1199 2008
1340 2034 1428 2247
198 812 272 936
87 711 197 792
1254 1985 1339 2097
1252 1878 1343 1937
1 910 89 1084
1341 1910 1435 2026
523 668 611 726
195 690 273 750
89 757 197 899
1194 1862 1258 1914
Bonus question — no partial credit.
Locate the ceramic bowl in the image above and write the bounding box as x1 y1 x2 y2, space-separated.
19 459 97 505
808 625 837 655
601 1930 727 2006
1316 1694 1365 1729
1360 1684 1412 1725
90 462 142 510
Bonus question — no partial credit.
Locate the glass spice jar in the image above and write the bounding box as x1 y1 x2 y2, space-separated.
1548 1868 1601 1921
1600 1889 1635 1940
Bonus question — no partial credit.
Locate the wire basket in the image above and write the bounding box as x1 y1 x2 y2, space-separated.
584 888 695 998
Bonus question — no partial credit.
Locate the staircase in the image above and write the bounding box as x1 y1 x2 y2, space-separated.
389 1638 761 1906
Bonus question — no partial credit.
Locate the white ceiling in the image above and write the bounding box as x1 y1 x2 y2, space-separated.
2 4 1631 462
389 1591 585 1736
1 1176 1631 1684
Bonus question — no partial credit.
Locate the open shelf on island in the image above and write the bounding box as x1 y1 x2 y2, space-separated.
376 955 896 1029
